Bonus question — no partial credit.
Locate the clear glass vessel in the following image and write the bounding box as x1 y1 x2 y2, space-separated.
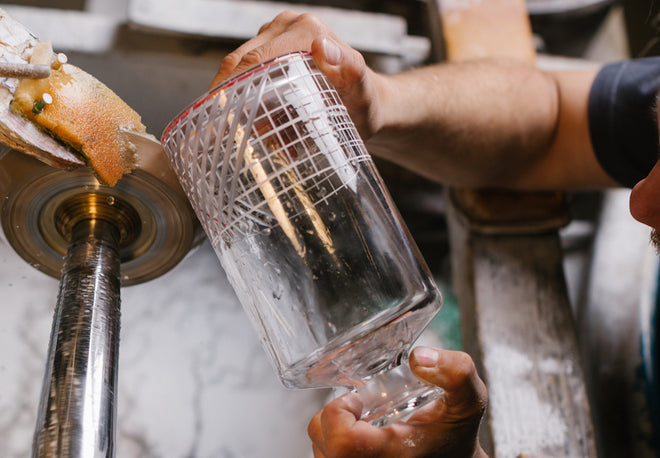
162 52 443 426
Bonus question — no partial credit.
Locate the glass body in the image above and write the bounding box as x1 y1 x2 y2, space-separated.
162 52 443 425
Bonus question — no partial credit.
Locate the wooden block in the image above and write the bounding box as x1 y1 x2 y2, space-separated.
447 204 598 457
438 0 536 62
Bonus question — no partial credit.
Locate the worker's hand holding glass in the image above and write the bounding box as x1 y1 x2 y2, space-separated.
308 347 488 458
210 11 378 140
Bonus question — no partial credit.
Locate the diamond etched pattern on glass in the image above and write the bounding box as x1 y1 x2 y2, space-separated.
162 52 444 427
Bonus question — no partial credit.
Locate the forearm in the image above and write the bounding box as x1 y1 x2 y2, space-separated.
365 59 562 189
214 10 611 191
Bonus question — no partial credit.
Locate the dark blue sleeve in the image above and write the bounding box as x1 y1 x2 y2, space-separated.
588 57 660 188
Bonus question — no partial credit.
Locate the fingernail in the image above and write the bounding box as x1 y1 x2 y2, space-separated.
412 346 439 367
321 36 341 65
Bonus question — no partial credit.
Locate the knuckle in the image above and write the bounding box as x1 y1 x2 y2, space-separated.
453 352 488 412
273 9 300 24
344 52 367 84
214 52 242 82
307 415 321 441
293 12 325 32
259 10 299 34
240 48 267 68
257 20 272 35
453 351 478 380
222 52 242 68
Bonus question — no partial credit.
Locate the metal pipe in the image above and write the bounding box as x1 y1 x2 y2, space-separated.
32 217 121 458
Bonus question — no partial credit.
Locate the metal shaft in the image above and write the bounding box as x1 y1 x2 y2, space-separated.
32 218 121 458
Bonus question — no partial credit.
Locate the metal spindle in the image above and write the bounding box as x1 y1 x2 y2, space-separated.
32 217 121 458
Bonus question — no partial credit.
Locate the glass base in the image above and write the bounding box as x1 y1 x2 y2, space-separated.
356 363 444 427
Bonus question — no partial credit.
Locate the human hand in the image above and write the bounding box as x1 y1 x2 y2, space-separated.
210 10 384 139
307 347 488 458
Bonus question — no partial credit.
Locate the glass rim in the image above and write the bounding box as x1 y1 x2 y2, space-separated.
161 50 313 142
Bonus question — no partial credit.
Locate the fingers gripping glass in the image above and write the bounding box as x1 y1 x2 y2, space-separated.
162 52 443 426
